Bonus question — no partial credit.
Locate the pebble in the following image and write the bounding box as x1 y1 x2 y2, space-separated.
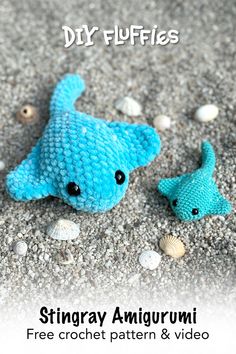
0 160 5 171
194 104 219 122
7 236 13 244
115 96 142 116
139 250 161 270
153 115 171 131
32 245 38 253
104 228 113 236
12 240 28 256
105 260 112 268
44 253 50 261
80 269 86 276
28 270 35 278
117 225 124 233
54 265 61 273
39 253 45 262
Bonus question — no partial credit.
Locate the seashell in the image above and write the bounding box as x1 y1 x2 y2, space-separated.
115 97 142 116
139 250 161 270
159 235 185 259
16 104 39 124
194 104 219 123
57 249 74 265
47 219 80 240
12 240 28 256
153 115 171 131
0 160 5 171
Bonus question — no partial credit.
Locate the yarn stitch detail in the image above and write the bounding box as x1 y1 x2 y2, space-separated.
6 74 161 212
157 141 232 221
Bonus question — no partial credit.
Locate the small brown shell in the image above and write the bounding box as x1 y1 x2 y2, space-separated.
159 235 185 259
16 104 39 124
57 249 74 265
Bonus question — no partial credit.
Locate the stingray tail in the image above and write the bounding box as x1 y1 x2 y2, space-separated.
200 140 216 175
50 74 85 117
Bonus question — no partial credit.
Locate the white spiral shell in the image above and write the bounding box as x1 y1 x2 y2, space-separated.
13 240 28 256
139 250 161 270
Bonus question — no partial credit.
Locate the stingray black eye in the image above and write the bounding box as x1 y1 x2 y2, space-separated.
192 208 199 215
67 182 81 196
115 170 125 185
172 199 178 207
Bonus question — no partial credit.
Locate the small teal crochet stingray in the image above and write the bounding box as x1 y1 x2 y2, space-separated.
7 74 161 212
157 141 232 221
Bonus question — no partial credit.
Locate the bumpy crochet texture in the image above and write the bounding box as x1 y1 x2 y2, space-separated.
157 141 231 221
7 74 161 212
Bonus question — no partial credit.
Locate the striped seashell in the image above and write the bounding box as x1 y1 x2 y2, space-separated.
115 97 142 116
159 235 185 259
47 219 80 240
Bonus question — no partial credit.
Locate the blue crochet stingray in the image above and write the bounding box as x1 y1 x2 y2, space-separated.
7 74 161 212
157 141 232 221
